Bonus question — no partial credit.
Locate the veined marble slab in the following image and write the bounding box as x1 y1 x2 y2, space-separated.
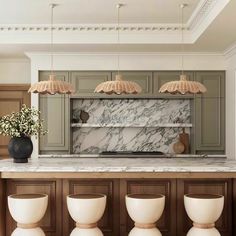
72 99 191 153
73 127 191 153
73 99 190 126
0 158 236 173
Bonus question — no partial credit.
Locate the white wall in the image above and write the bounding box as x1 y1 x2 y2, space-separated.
0 59 30 84
225 52 236 159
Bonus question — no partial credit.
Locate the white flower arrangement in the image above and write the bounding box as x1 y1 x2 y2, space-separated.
0 104 48 138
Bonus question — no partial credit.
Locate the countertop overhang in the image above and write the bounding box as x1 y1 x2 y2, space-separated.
1 157 236 179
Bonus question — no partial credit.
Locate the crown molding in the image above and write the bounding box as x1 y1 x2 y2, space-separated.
224 42 236 59
0 23 188 32
0 0 230 45
189 0 230 41
188 0 218 29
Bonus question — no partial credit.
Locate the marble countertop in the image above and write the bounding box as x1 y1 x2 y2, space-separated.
38 154 226 158
0 157 236 173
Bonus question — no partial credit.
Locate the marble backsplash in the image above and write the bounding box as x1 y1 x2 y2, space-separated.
72 99 191 153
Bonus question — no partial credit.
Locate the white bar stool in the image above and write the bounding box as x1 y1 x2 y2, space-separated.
184 194 224 236
125 194 165 236
8 193 48 236
67 193 106 236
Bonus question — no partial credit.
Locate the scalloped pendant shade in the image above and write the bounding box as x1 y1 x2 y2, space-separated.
28 75 75 95
159 74 207 95
94 74 142 95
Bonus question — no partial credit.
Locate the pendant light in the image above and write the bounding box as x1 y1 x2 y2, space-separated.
94 4 142 95
159 4 207 95
28 4 75 95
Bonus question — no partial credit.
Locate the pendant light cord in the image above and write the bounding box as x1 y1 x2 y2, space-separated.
181 4 185 76
117 4 121 76
50 4 55 77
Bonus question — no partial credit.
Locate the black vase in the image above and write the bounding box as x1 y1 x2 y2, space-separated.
8 135 33 163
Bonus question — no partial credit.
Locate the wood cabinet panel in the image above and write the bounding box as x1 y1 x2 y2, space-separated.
177 179 232 236
62 179 120 236
6 179 62 236
0 179 6 236
71 72 111 96
120 179 176 236
233 179 236 236
153 71 194 98
0 85 30 159
112 72 153 95
39 71 69 154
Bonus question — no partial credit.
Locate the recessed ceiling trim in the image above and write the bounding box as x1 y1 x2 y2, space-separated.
0 24 188 32
0 0 231 45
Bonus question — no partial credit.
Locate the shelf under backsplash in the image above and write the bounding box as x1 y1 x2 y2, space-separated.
71 123 193 128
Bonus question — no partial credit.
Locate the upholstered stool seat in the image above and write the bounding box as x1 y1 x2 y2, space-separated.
67 194 106 236
125 194 165 236
8 193 48 236
184 194 224 236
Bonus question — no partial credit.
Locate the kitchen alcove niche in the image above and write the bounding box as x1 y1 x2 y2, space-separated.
71 99 192 154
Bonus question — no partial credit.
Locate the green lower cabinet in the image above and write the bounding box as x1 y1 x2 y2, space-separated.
39 71 70 154
70 72 111 96
153 71 194 98
112 71 153 95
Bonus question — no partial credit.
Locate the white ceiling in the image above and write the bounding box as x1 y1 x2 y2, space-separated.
0 0 235 58
0 0 198 24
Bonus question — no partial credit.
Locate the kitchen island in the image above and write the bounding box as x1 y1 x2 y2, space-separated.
0 157 236 236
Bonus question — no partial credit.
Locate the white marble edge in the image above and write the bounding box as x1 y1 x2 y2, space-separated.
1 157 236 173
38 154 227 158
71 123 193 128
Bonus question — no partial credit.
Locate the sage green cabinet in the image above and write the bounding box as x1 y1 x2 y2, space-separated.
195 72 225 153
39 71 70 154
112 72 153 95
195 72 225 98
153 71 194 98
71 72 111 96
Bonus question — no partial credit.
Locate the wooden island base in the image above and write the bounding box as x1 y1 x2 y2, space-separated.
0 172 235 236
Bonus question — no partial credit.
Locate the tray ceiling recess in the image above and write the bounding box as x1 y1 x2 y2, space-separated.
0 0 231 46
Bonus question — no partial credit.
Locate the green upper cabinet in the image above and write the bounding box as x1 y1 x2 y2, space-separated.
39 71 70 154
195 71 225 98
194 71 225 153
111 71 153 95
70 72 111 96
153 71 194 98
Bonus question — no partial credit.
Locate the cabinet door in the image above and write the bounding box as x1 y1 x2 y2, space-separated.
120 179 176 236
233 179 236 236
6 179 62 236
195 72 225 153
0 85 30 159
153 71 194 98
177 179 232 236
0 179 6 236
112 72 153 95
62 179 120 236
39 71 70 154
195 71 225 98
71 72 111 96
